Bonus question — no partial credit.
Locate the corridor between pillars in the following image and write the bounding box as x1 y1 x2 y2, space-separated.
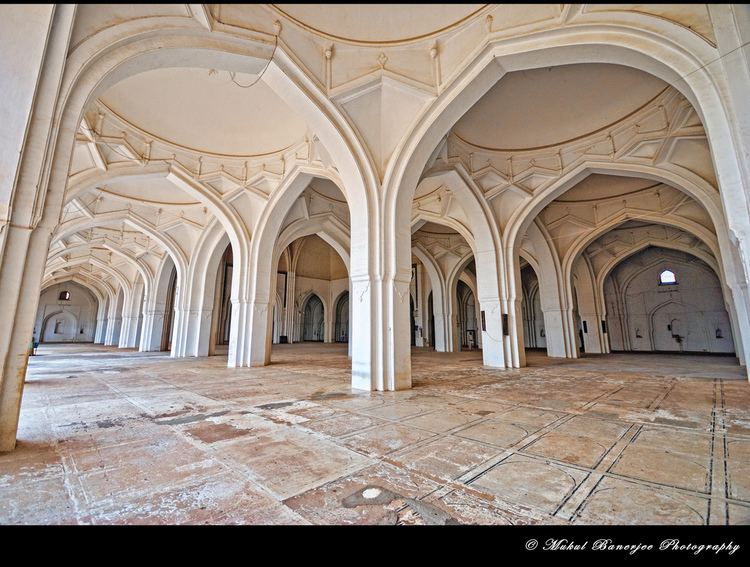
2 5 750 454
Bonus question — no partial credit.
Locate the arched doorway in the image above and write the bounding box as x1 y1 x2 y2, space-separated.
605 246 735 354
520 264 547 351
572 286 584 354
41 311 78 343
427 291 435 350
457 280 478 350
651 302 690 352
201 240 235 357
410 295 416 347
214 245 233 348
302 294 324 342
334 292 349 343
161 266 177 352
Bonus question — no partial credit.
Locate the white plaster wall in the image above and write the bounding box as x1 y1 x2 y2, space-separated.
0 5 53 212
34 282 98 343
606 248 734 353
293 276 349 342
521 267 547 350
420 265 433 347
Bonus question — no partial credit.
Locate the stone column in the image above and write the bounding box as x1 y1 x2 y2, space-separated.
170 299 188 358
447 284 460 353
139 309 161 351
324 290 333 343
539 308 570 357
707 5 750 376
0 5 73 451
230 299 267 367
414 264 426 347
94 317 108 344
104 291 124 346
119 283 143 348
188 308 216 357
474 292 483 349
349 270 411 391
507 297 526 368
284 271 296 344
0 226 53 451
479 298 507 368
522 293 534 349
94 297 109 344
348 279 353 357
579 311 604 354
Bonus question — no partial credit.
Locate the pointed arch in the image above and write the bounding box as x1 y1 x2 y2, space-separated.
274 213 351 272
412 243 449 352
380 25 750 378
413 166 507 366
53 209 188 282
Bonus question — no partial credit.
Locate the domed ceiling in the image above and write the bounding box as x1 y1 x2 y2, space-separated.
453 63 668 151
100 178 201 206
419 222 461 234
555 174 660 203
99 67 308 157
309 179 347 202
269 4 487 44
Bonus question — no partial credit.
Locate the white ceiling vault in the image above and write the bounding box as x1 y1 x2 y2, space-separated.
452 64 669 151
49 3 727 330
100 67 308 157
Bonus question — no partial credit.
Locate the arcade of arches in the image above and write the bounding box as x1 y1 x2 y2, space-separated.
1 4 750 525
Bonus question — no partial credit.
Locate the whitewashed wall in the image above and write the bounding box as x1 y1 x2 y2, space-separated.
605 248 734 353
33 282 99 343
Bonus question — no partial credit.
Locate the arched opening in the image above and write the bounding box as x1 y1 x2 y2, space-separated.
334 292 349 343
410 295 416 347
659 270 678 285
209 244 233 354
5 4 750 518
388 42 750 381
35 281 99 345
107 287 125 346
427 291 436 350
571 285 585 354
96 294 110 344
520 263 546 352
456 280 478 350
41 311 77 343
301 294 325 342
264 180 351 370
273 232 348 347
160 266 178 352
509 161 741 364
412 219 486 359
605 246 735 354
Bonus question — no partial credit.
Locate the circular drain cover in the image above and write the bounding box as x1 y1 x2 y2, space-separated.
362 488 382 499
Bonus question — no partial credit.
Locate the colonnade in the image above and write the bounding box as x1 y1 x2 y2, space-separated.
2 5 750 451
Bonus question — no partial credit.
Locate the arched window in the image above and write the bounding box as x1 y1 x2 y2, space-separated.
659 269 677 285
58 290 71 300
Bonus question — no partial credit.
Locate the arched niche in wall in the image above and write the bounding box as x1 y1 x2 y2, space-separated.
35 281 99 344
275 232 349 348
519 264 546 351
301 293 325 342
42 311 78 343
161 265 178 352
604 246 735 354
456 280 478 349
334 291 349 343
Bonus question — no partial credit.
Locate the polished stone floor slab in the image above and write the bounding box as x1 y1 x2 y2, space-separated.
1 343 748 524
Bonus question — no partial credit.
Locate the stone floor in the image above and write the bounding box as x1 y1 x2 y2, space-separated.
2 343 750 525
